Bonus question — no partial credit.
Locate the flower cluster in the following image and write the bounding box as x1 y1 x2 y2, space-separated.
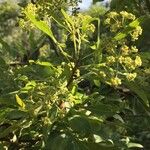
110 77 122 86
97 11 143 87
19 3 39 30
24 3 38 16
130 26 142 41
104 11 136 33
120 11 135 20
69 13 95 41
126 73 137 81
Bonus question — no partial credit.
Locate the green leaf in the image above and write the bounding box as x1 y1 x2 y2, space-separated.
86 142 115 150
61 9 74 26
140 52 150 60
127 143 143 148
69 115 91 134
15 94 25 109
36 61 53 67
0 119 28 139
94 79 101 87
125 81 150 108
46 133 88 150
0 38 12 54
82 17 98 32
49 106 58 122
129 16 146 27
0 123 19 138
0 143 4 149
0 57 6 67
114 16 146 41
6 110 27 120
25 12 57 43
0 96 16 106
90 44 97 50
87 103 119 117
71 85 78 95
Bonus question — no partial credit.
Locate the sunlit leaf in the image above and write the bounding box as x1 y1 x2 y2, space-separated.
25 11 57 43
15 94 25 109
127 143 143 148
114 16 146 41
61 9 74 26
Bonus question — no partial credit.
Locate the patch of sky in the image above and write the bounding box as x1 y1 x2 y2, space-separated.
79 0 110 10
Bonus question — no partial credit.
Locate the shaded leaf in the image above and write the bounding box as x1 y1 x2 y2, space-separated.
125 81 149 108
69 115 91 134
87 103 120 117
6 110 27 120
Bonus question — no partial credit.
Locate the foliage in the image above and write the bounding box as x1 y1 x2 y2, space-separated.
0 0 150 150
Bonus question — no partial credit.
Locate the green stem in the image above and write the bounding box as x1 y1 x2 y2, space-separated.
67 60 79 88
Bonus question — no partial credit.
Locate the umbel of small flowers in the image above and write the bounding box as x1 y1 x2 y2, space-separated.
98 11 142 87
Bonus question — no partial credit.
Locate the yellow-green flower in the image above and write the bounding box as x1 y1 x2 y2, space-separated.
124 57 135 70
120 11 135 20
126 73 137 81
128 13 136 20
124 57 133 65
144 68 150 74
131 46 138 53
110 77 122 86
110 23 121 32
99 71 106 78
105 18 111 24
107 11 119 18
19 19 25 28
120 11 129 18
121 45 129 55
24 3 37 16
135 56 142 67
106 56 116 64
131 26 142 41
118 56 125 64
105 42 115 53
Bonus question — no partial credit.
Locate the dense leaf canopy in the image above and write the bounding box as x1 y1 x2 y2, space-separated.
0 0 150 149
